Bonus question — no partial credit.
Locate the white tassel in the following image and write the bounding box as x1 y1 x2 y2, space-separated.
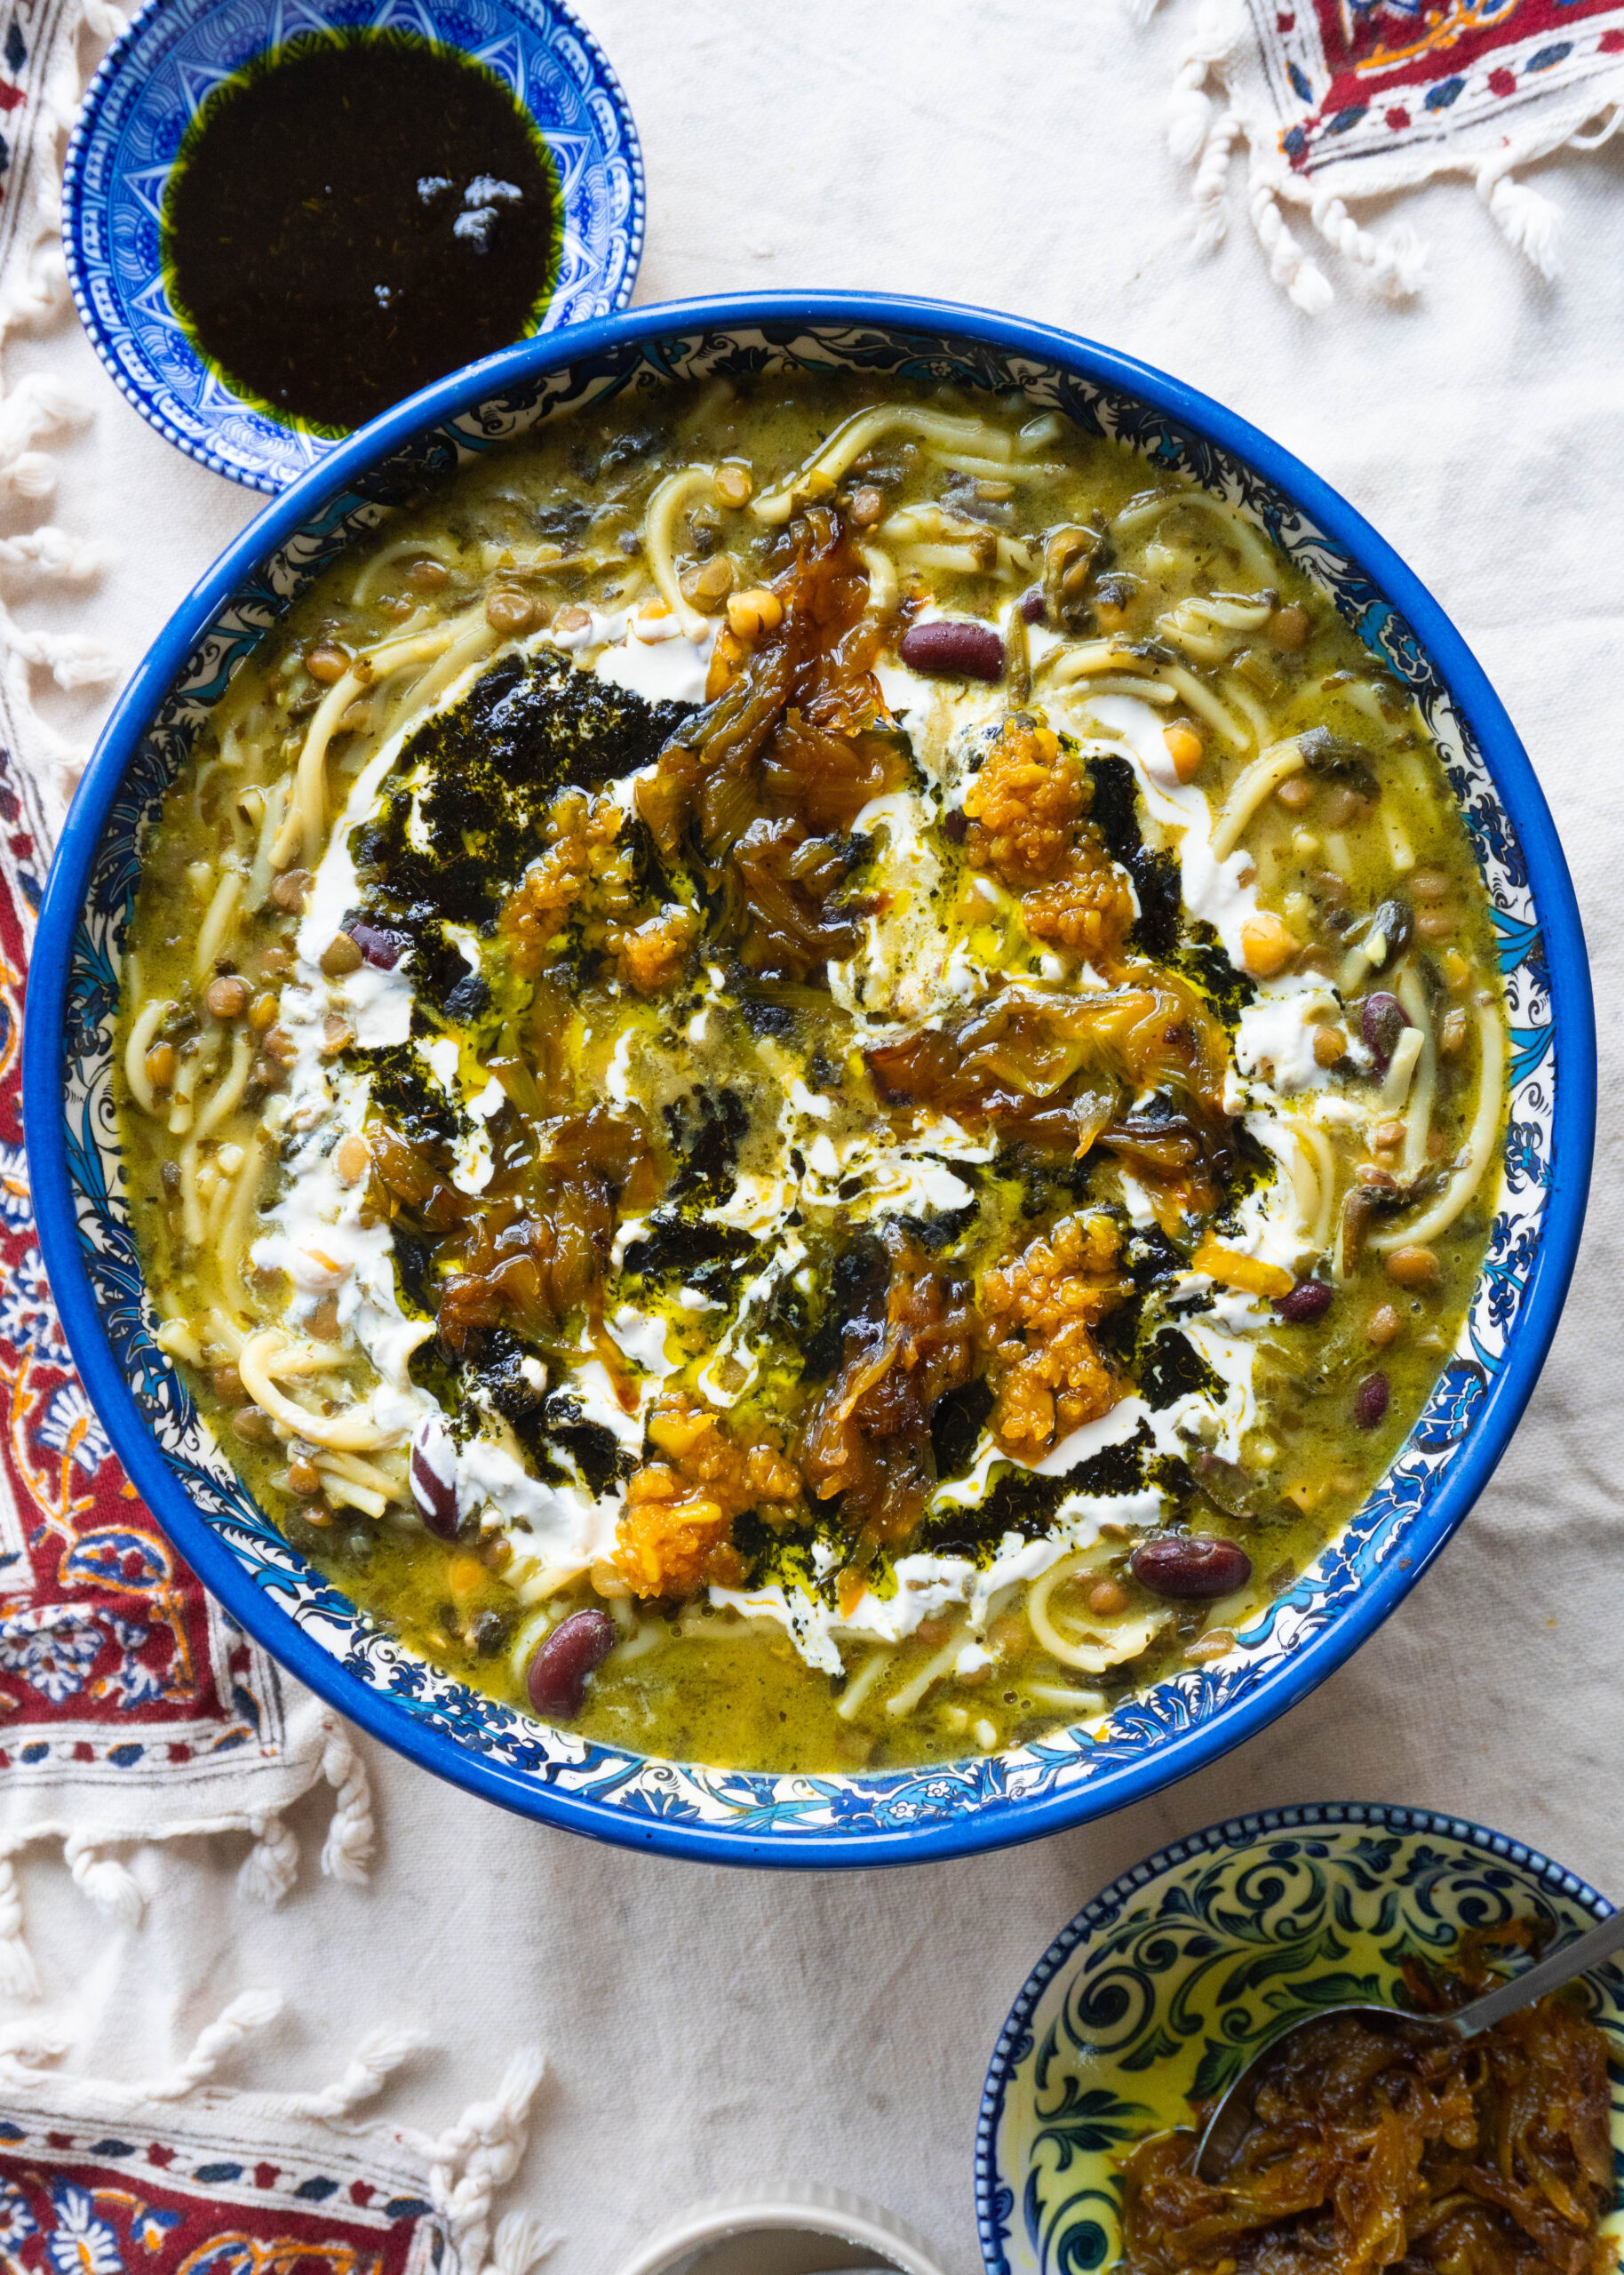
139 1987 283 2102
489 2211 560 2275
1190 110 1242 251
425 2049 547 2275
1248 164 1334 314
1476 155 1564 279
272 2025 427 2120
0 1856 40 2001
64 1836 145 1928
1310 191 1429 299
1167 0 1238 164
237 1815 299 1907
319 1721 376 1885
0 526 107 579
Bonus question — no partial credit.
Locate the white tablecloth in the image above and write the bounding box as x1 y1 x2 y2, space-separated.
10 4 1624 2268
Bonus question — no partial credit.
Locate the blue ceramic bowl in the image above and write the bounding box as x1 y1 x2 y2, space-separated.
61 0 642 491
22 296 1594 1867
977 1801 1624 2275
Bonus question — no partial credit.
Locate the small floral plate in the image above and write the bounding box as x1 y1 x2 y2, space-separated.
61 0 642 492
976 1800 1624 2275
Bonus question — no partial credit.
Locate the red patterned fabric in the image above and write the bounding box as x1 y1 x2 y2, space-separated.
1269 0 1624 177
0 2093 454 2275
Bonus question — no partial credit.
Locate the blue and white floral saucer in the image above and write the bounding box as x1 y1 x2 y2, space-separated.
61 0 642 492
976 1801 1624 2275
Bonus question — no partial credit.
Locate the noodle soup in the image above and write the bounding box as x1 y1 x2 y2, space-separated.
115 377 1508 1773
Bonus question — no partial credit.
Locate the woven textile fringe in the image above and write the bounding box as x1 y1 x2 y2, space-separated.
0 0 125 828
0 1718 375 2000
1134 0 1624 307
0 2000 553 2275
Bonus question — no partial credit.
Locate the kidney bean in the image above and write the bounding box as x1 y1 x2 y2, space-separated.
1275 1279 1333 1324
527 1608 617 1718
1360 991 1407 1069
1130 1535 1253 1600
1354 1372 1390 1429
898 619 1005 682
1020 588 1047 624
346 920 410 970
942 808 968 843
410 1430 459 1537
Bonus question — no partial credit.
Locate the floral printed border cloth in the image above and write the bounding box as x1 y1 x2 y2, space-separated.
1144 0 1624 307
0 2010 549 2275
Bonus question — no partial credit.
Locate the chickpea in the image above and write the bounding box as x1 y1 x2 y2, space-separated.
712 464 753 509
1269 603 1311 650
1161 721 1205 783
1240 912 1297 978
1274 773 1313 810
319 932 364 978
1087 1578 1129 1616
485 588 538 635
271 868 312 912
727 587 784 640
1366 1304 1403 1347
848 484 885 528
144 1041 178 1091
334 1135 371 1185
1311 1025 1346 1067
1386 1243 1441 1289
204 974 249 1019
305 643 349 683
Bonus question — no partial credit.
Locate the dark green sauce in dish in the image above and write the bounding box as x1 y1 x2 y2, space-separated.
162 34 561 435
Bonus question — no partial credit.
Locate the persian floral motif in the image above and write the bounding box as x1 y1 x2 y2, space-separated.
0 754 285 1783
61 0 644 491
1259 0 1624 177
0 2119 437 2275
976 1803 1624 2275
45 320 1573 1856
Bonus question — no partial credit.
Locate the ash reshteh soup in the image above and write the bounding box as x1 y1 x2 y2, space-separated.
116 377 1508 1772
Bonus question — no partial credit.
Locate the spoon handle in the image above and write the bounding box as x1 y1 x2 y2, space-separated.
1448 1907 1624 2038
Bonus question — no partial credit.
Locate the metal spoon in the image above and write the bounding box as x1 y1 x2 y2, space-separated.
1194 1904 1624 2181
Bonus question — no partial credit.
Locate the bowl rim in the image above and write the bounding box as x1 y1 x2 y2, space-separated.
22 291 1596 1868
973 1798 1619 2275
59 0 646 493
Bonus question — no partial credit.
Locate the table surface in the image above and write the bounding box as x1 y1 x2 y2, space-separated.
12 4 1624 2269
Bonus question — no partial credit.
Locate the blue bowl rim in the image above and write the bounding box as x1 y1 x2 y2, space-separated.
973 1798 1618 2275
22 291 1596 1868
59 0 646 494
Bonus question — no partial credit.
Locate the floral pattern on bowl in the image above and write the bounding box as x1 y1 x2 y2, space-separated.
976 1801 1624 2275
61 0 643 491
22 299 1594 1866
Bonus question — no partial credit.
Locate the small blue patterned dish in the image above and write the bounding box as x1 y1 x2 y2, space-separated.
977 1801 1624 2275
22 297 1594 1866
60 0 642 492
